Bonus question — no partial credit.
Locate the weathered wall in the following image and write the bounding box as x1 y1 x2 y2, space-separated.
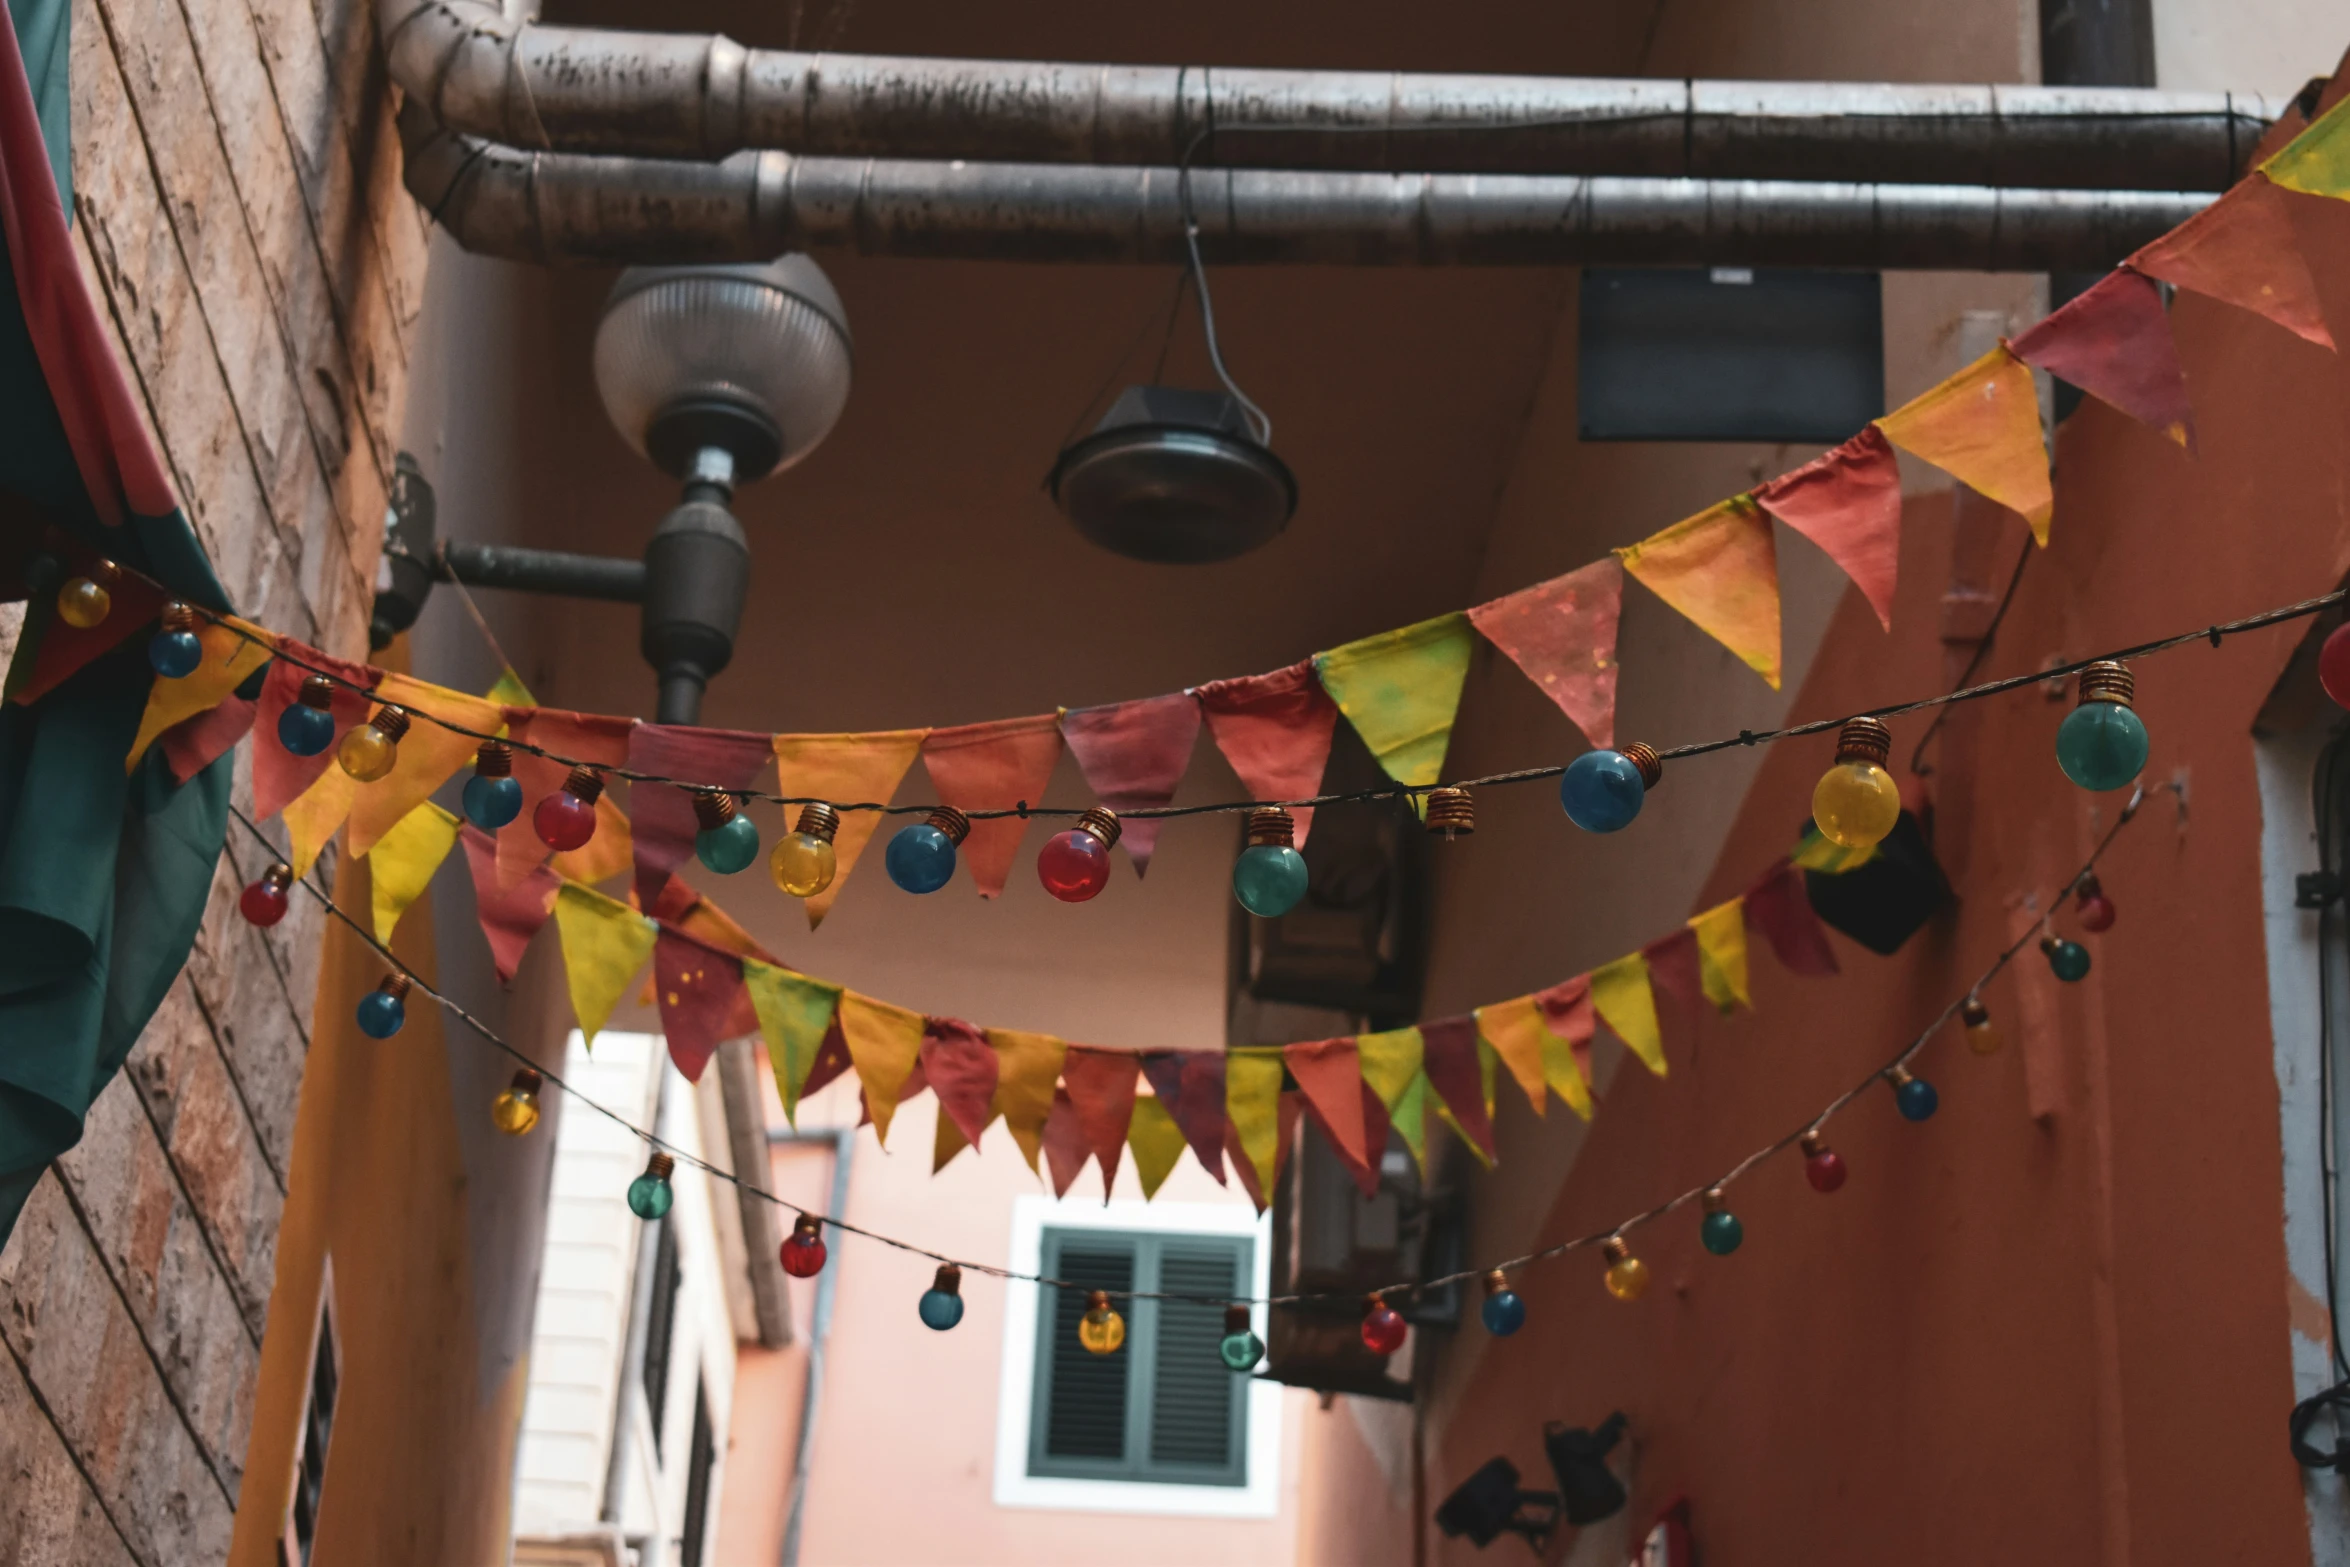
0 0 424 1556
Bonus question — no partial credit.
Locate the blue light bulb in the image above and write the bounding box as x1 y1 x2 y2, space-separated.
695 813 761 875
1560 745 1657 833
277 699 336 757
148 628 202 678
886 810 967 895
1479 1275 1526 1337
462 772 524 830
2055 662 2148 791
355 981 407 1039
918 1265 965 1330
1893 1071 1939 1122
1233 843 1309 917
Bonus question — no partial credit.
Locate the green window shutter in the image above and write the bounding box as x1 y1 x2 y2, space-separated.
1041 1243 1135 1463
1149 1246 1239 1470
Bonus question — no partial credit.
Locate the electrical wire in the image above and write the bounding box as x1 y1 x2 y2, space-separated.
1908 536 2034 777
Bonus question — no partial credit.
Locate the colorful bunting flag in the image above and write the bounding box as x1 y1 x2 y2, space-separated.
987 1027 1068 1174
1616 497 1783 688
348 675 505 858
1689 896 1752 1013
1282 1036 1369 1171
1419 1015 1495 1160
1356 1026 1428 1174
1745 861 1841 977
1128 1096 1189 1199
1063 1047 1143 1197
1141 1051 1228 1185
1313 612 1476 790
1465 558 1624 748
920 714 1065 899
629 723 777 910
2130 174 2336 351
499 707 635 887
1474 995 1553 1116
2263 93 2350 202
253 648 378 819
283 764 357 879
1225 1049 1287 1193
771 728 929 925
459 826 560 984
745 961 842 1122
653 928 747 1083
1195 659 1341 844
2008 269 2194 448
1876 346 2055 546
368 800 460 945
1042 1086 1091 1198
160 674 262 786
1590 952 1666 1077
1533 977 1597 1119
836 991 926 1145
1059 693 1202 876
1640 927 1706 1039
553 882 659 1047
11 563 164 707
125 616 271 771
922 1017 1002 1151
1753 427 1903 630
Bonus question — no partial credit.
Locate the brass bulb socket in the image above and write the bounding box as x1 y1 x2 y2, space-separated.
644 1152 676 1181
1887 1064 1917 1089
925 806 971 845
367 705 411 744
792 1213 822 1241
694 790 738 831
1425 787 1475 837
1074 806 1122 849
1833 716 1893 767
1481 1269 1509 1298
88 559 120 586
508 1067 543 1096
1961 996 1990 1028
1224 1305 1252 1335
160 600 199 633
297 673 336 711
1086 1290 1111 1313
1363 1293 1388 1316
1799 1130 1829 1159
931 1263 962 1296
1601 1237 1631 1266
2039 933 2061 956
261 862 293 892
1620 742 1663 790
2075 872 2103 900
473 739 513 778
1702 1186 1728 1215
2076 661 2134 709
794 802 840 843
379 973 413 1002
1245 807 1296 849
563 765 604 804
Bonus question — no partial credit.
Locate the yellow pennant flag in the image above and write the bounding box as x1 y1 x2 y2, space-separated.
1389 1073 1430 1178
771 729 930 928
1590 952 1667 1077
1688 897 1751 1014
836 991 926 1145
1617 497 1782 689
1355 1026 1428 1175
987 1028 1069 1174
1474 995 1552 1115
2262 94 2350 201
1539 1027 1594 1121
347 674 506 858
369 801 460 945
1792 822 1876 873
1226 1049 1286 1192
1128 1096 1189 1199
486 667 536 708
552 882 659 1047
934 1110 972 1173
125 616 273 771
1875 346 2053 545
744 960 841 1123
283 764 358 878
1313 613 1476 788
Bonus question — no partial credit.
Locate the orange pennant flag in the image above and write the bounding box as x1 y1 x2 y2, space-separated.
2129 173 2335 352
347 674 505 858
920 715 1066 899
1753 426 1902 630
1473 994 1553 1115
1615 496 1782 689
1874 345 2054 546
772 729 930 927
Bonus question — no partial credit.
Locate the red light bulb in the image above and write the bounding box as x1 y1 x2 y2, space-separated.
2074 873 2116 933
1360 1295 1408 1355
2322 623 2350 709
1038 807 1120 903
1801 1130 1847 1194
239 863 293 927
780 1214 827 1278
535 765 602 851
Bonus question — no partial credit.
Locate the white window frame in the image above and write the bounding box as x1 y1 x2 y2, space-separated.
994 1196 1280 1518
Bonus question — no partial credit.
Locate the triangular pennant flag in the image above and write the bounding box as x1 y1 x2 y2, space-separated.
922 1017 1002 1151
1590 952 1667 1077
1195 659 1341 844
1745 860 1841 977
1059 693 1201 877
2263 93 2350 201
1282 1037 1369 1171
2130 173 2335 351
161 679 262 785
836 991 926 1145
1226 1120 1269 1211
553 882 659 1047
1140 1051 1227 1185
630 723 776 911
2008 269 2194 448
1388 1072 1430 1179
1271 1091 1305 1190
1313 612 1476 789
1532 977 1596 1119
1475 996 1552 1115
1419 1016 1495 1160
1616 497 1783 688
1641 927 1706 1042
253 648 380 819
1062 1047 1143 1197
498 708 636 887
1876 346 2055 545
653 929 748 1084
771 729 929 925
1753 426 1903 630
347 675 505 859
126 615 271 771
1128 1096 1188 1199
1791 821 1877 874
1355 1026 1424 1109
801 1017 857 1104
987 1028 1069 1174
1465 558 1624 748
920 715 1065 899
934 1107 972 1174
10 565 165 707
550 795 634 888
1689 897 1751 1013
460 826 561 984
1042 1086 1091 1198
283 764 357 879
1225 1049 1286 1194
368 801 460 945
745 962 843 1123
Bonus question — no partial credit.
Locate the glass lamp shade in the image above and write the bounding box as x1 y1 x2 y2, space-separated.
593 256 853 482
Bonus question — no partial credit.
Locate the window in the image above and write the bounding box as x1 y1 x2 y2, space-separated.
641 1213 682 1457
679 1378 716 1567
279 1262 340 1567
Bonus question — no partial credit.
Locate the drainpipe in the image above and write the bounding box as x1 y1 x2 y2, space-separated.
771 1127 854 1567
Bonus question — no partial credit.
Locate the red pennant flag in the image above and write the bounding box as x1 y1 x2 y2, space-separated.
1042 1086 1091 1198
1062 1047 1142 1198
921 1017 1002 1150
1535 975 1597 1087
1282 1037 1369 1172
801 1017 857 1102
252 647 379 819
2009 268 2195 448
628 723 776 908
1744 860 1840 976
1419 1016 1495 1160
12 566 166 706
1059 693 1202 877
459 825 560 984
162 689 259 785
653 928 747 1083
1753 425 1903 631
499 708 636 885
1195 659 1340 844
1641 927 1707 1050
1141 1052 1227 1185
920 714 1066 899
1465 558 1624 749
2129 174 2336 351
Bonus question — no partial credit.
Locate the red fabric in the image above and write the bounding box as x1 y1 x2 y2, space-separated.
626 723 776 908
1419 1016 1494 1159
800 1018 856 1102
1195 659 1340 845
1464 558 1623 748
1042 1086 1091 1198
1642 926 1706 1042
458 825 559 985
2129 174 2336 351
252 646 379 819
1535 975 1597 1086
1061 1046 1142 1197
13 565 165 705
1753 425 1903 631
920 1017 1002 1150
1744 860 1841 977
1282 1037 1368 1169
498 708 637 885
2010 268 2196 448
1140 1052 1227 1185
162 692 257 784
919 714 1065 899
1058 693 1202 877
653 928 746 1083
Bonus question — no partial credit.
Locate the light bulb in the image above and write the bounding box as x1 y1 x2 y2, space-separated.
1560 742 1661 833
336 704 410 782
918 1264 965 1330
356 974 410 1039
2042 933 2092 982
239 862 293 927
491 1068 543 1135
1424 786 1475 841
2055 661 2148 791
462 740 524 829
1218 1305 1265 1372
1811 716 1901 850
55 560 115 628
534 765 603 851
1232 807 1308 917
276 673 338 756
1801 1130 1847 1194
1479 1270 1525 1337
781 1214 828 1278
770 802 841 897
2074 873 2116 932
1601 1237 1649 1302
1078 1290 1127 1355
2324 623 2350 710
1700 1187 1743 1256
1961 996 2003 1056
1360 1295 1408 1355
627 1152 675 1220
885 807 969 894
1889 1065 1939 1122
1038 807 1120 903
148 601 203 678
692 790 760 875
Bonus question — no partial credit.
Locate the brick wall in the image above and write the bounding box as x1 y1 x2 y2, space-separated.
0 0 425 1554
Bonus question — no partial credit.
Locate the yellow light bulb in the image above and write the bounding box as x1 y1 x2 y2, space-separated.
1078 1292 1126 1355
56 576 111 628
1962 999 2003 1057
491 1088 540 1136
1602 1240 1649 1302
770 833 837 898
1812 760 1902 849
338 723 399 782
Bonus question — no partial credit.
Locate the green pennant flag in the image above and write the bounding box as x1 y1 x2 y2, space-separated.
551 883 659 1047
2263 94 2350 201
1313 613 1476 789
745 960 842 1124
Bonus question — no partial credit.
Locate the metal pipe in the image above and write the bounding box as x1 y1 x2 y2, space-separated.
441 539 647 602
379 0 2273 189
403 109 2211 273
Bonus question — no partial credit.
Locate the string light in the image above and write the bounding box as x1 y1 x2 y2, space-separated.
148 602 202 677
1079 1290 1127 1355
1888 1065 1940 1122
1425 786 1475 840
1800 1130 1847 1193
462 740 524 829
1479 1270 1526 1336
692 790 760 875
770 803 841 898
626 1152 676 1219
885 806 969 895
2056 661 2148 792
54 559 115 629
1038 806 1120 903
2322 622 2350 709
491 1068 543 1135
1560 742 1661 833
2041 932 2092 982
781 1214 828 1278
337 704 410 783
356 974 410 1039
1360 1294 1409 1354
1811 716 1902 851
1218 1306 1265 1371
919 1264 966 1330
1601 1237 1649 1301
1699 1188 1743 1256
276 674 338 757
2074 872 2116 932
1960 996 2003 1056
238 862 293 927
1232 806 1308 918
534 765 603 852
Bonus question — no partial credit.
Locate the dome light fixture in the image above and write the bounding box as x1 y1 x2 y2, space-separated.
1049 385 1297 564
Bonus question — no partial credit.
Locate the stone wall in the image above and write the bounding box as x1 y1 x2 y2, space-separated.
0 0 424 1555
